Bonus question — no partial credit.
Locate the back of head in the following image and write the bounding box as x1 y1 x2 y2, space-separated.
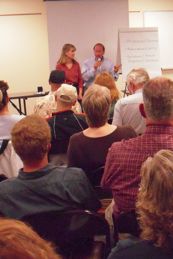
11 115 51 164
49 70 65 85
126 68 150 92
143 77 173 121
94 72 119 101
82 84 111 127
0 81 9 111
55 83 77 106
137 149 173 249
0 218 60 259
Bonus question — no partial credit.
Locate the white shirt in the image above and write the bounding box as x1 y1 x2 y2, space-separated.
82 57 118 88
0 114 24 139
112 90 146 135
34 91 81 118
0 140 23 178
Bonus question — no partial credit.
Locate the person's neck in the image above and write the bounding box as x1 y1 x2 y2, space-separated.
83 123 117 138
56 102 73 112
50 83 61 92
66 58 73 64
146 118 173 126
23 156 48 173
0 106 9 115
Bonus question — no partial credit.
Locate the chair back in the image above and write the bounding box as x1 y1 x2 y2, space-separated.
22 209 111 258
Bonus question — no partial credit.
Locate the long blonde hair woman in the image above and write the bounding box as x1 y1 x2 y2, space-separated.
56 44 83 100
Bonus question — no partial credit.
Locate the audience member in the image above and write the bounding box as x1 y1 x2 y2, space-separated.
94 71 120 122
82 43 119 89
112 68 149 135
108 149 173 259
101 77 173 221
34 70 81 117
0 115 101 219
56 43 83 100
0 81 23 178
0 81 24 138
34 70 65 118
48 84 87 165
0 218 61 259
67 85 136 185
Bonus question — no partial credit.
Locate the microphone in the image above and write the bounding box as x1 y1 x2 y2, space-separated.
97 57 102 62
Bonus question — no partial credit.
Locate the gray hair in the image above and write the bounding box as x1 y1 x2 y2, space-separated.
126 68 150 88
143 77 173 121
82 84 111 127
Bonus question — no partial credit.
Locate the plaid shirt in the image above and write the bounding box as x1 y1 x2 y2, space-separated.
101 125 173 216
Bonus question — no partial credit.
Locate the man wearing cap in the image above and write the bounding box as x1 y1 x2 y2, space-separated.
48 84 87 166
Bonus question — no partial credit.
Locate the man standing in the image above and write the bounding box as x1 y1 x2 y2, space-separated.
101 77 173 219
0 115 101 219
112 68 150 135
82 43 119 89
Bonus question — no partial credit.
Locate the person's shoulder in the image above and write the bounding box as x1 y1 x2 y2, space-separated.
116 125 137 136
108 240 170 259
70 131 84 141
83 57 94 64
58 166 87 182
0 177 17 194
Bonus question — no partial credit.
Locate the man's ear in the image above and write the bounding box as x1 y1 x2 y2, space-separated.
139 103 146 118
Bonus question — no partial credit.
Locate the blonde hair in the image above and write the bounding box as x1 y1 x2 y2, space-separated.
94 72 119 101
82 84 111 127
0 218 61 259
143 77 173 121
57 43 76 64
11 115 51 164
137 149 173 250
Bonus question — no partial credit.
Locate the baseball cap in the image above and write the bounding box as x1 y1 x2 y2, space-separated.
49 70 65 84
56 84 77 103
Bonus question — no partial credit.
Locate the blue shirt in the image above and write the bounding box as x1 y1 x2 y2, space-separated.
0 164 101 219
82 57 119 88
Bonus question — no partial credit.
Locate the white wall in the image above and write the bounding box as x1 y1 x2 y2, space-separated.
0 0 50 94
45 0 129 70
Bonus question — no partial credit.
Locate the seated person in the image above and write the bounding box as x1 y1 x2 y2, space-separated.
0 115 101 219
108 149 173 259
48 84 87 166
67 84 136 185
0 80 24 139
94 71 120 122
112 68 149 135
34 70 81 118
0 80 23 178
0 218 60 259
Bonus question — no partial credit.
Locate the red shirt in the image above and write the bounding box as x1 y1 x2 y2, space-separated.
101 125 173 217
56 61 83 89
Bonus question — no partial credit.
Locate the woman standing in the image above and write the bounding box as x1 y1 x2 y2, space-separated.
56 43 83 100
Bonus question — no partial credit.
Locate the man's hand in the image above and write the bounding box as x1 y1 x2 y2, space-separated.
114 64 121 73
94 60 102 70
